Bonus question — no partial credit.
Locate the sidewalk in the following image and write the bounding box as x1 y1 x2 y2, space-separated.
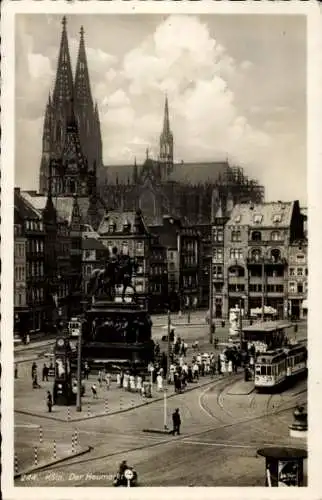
15 370 218 423
14 338 56 353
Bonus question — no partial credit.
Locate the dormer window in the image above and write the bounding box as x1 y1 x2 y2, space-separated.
235 215 241 223
123 220 131 232
273 214 282 223
253 214 262 224
109 221 116 233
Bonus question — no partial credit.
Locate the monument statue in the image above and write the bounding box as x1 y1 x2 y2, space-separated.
88 246 137 302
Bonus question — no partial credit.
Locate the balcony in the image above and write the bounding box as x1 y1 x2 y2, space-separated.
228 277 246 285
266 276 285 284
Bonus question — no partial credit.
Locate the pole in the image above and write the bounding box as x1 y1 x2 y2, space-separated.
163 389 167 429
239 298 243 350
76 324 82 412
167 309 171 384
209 258 213 344
261 260 265 321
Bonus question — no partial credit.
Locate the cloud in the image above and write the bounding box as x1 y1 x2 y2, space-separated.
14 14 306 204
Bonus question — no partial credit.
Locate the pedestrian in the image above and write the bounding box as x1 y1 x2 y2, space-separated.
42 363 49 382
228 359 233 375
105 372 111 390
46 390 53 412
192 362 199 380
31 362 37 380
172 408 181 436
97 370 103 387
136 374 143 393
84 362 90 380
33 373 40 389
26 333 30 345
91 383 98 398
157 373 163 391
14 363 18 379
116 372 121 388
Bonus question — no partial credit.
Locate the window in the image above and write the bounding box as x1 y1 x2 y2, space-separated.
289 267 295 276
271 231 282 241
213 248 223 261
289 282 296 293
305 268 308 276
169 251 174 260
250 248 261 262
251 231 262 241
228 284 245 293
273 214 282 223
271 249 281 263
169 262 175 271
297 268 303 276
249 284 262 292
231 230 241 242
253 214 263 224
213 228 223 242
230 248 243 260
214 266 223 279
136 242 144 250
297 284 303 294
296 254 305 262
235 215 241 223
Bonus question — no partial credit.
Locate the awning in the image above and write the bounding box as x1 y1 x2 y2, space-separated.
302 299 308 309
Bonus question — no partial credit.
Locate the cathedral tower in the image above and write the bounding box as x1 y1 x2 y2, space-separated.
159 95 174 181
39 18 103 195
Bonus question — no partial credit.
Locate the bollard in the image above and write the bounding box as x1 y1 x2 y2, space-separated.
34 446 38 466
131 399 135 408
104 400 108 414
71 434 75 454
120 397 123 410
14 453 19 474
87 404 91 418
67 407 71 421
53 440 57 460
74 429 79 447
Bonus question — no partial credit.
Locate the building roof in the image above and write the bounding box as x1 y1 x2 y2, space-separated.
226 201 294 228
20 191 90 224
149 225 178 249
82 237 107 251
98 210 149 236
14 190 42 220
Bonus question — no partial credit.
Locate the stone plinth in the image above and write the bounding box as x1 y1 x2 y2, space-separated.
289 405 307 439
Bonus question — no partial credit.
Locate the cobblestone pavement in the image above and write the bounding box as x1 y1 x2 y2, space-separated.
15 371 307 487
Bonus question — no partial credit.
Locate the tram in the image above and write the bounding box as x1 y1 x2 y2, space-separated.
242 320 292 353
254 343 307 391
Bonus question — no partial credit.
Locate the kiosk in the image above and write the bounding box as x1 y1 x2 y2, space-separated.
53 336 74 405
257 447 307 487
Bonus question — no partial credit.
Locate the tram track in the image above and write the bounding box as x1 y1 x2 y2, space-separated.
39 378 307 475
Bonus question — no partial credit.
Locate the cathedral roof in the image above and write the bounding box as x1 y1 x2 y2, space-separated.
104 160 229 186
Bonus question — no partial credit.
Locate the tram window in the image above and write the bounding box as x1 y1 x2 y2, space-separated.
255 367 261 375
266 366 272 376
261 366 267 376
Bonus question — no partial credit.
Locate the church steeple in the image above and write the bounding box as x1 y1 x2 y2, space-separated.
74 26 93 108
159 94 174 179
52 17 74 107
133 157 138 184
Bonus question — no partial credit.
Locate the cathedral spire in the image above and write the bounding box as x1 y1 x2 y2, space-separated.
74 25 93 108
52 16 74 106
133 156 138 184
162 94 171 136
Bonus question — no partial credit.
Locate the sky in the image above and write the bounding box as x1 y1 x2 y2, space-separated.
15 14 307 204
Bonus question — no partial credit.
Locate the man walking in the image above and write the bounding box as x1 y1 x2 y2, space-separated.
46 390 53 412
172 408 181 436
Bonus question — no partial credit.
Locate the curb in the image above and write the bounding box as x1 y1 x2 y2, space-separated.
15 377 220 423
142 429 171 435
14 445 93 479
153 323 205 328
14 339 56 354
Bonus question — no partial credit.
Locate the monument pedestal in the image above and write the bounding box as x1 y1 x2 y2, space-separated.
289 405 308 439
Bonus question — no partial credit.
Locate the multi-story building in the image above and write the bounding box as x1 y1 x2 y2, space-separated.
288 239 308 319
178 226 201 311
14 222 28 335
211 200 229 318
97 209 152 306
149 236 168 312
82 236 108 296
15 188 46 332
149 216 181 311
221 200 305 319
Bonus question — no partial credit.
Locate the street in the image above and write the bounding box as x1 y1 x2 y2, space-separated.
15 324 307 486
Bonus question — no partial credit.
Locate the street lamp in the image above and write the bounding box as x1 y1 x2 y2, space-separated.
209 258 214 344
